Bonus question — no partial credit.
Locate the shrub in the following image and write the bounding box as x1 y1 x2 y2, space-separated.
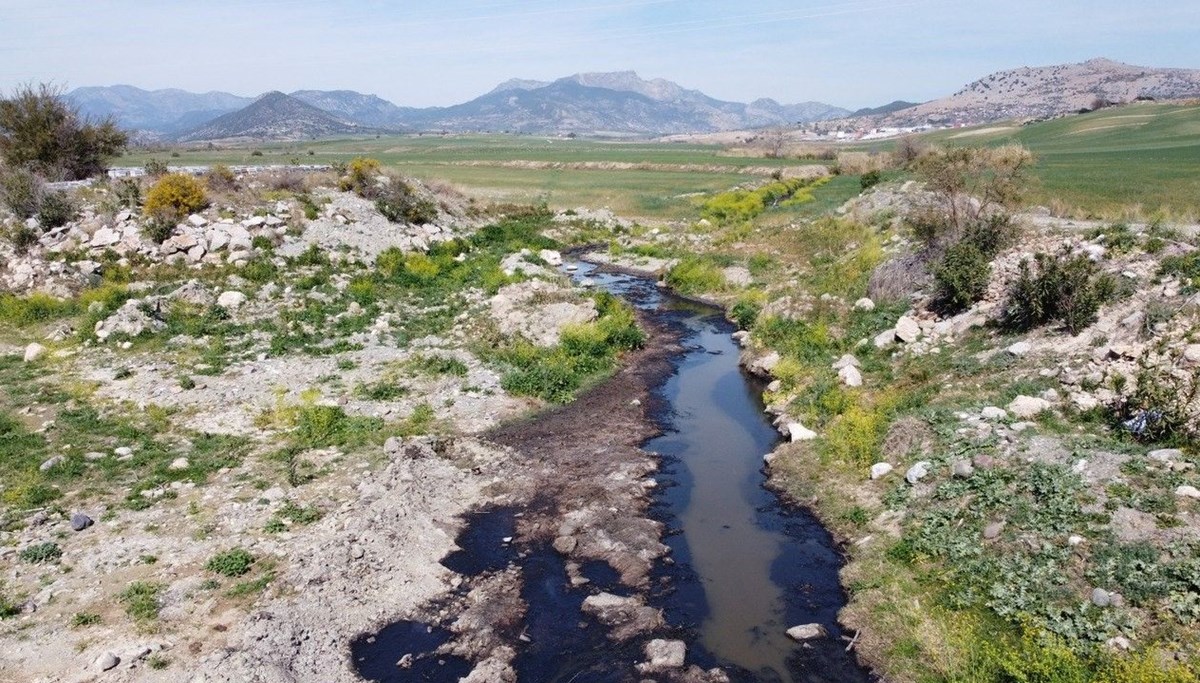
205 164 237 192
666 257 725 295
0 83 127 180
205 547 255 577
141 216 175 244
19 541 62 564
0 166 44 218
932 242 990 314
71 612 101 627
37 190 76 228
339 157 382 196
0 588 17 619
113 178 141 209
1003 251 1115 335
119 581 162 622
860 170 882 190
375 178 437 225
143 158 169 178
8 222 39 254
143 173 208 224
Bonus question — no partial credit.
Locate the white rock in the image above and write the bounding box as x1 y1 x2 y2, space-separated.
787 422 817 442
537 249 563 267
1148 449 1182 462
23 343 47 363
721 266 752 287
786 623 828 641
207 229 230 252
831 354 860 370
1068 535 1085 546
905 461 931 484
89 227 121 248
217 291 247 309
1176 485 1200 499
640 639 686 671
1071 392 1099 411
869 462 894 480
838 365 863 387
95 652 120 671
873 329 896 349
980 406 1008 421
894 316 921 343
1006 341 1032 356
1007 395 1052 419
853 297 875 311
168 457 190 471
1182 344 1200 365
187 214 208 227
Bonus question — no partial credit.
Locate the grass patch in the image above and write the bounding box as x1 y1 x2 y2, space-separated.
205 547 255 577
119 581 162 624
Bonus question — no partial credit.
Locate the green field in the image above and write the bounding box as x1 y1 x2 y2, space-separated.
912 103 1200 218
118 102 1200 222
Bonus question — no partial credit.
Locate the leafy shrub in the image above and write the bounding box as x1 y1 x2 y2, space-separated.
143 158 169 178
204 164 237 192
113 178 141 209
375 178 437 225
0 83 127 180
19 541 62 564
71 612 101 627
339 157 382 196
8 222 39 254
119 581 162 622
205 547 255 577
0 588 18 619
932 242 990 313
37 190 76 228
143 173 208 224
729 296 762 330
666 257 725 294
0 166 44 218
409 354 468 377
1002 251 1115 335
860 170 882 189
141 216 175 244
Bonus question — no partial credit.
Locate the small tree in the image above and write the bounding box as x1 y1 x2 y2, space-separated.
0 83 127 181
914 144 1033 247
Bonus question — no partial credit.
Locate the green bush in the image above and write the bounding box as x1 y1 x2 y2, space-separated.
143 173 208 224
860 170 882 189
666 257 725 295
119 581 162 622
1002 251 1115 335
339 157 382 196
0 83 127 180
0 166 44 218
375 178 437 225
0 588 18 619
205 164 237 192
143 158 169 178
205 547 255 577
932 242 991 314
19 541 62 564
7 222 39 254
38 190 76 228
113 178 141 209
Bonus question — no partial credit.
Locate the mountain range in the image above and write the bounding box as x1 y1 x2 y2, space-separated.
68 72 851 141
66 59 1200 141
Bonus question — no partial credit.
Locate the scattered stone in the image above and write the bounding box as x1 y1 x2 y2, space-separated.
114 446 133 457
1091 587 1111 607
721 266 752 287
1071 392 1099 411
1006 341 1032 357
831 354 860 370
749 351 781 376
187 214 209 227
581 593 664 641
787 422 817 442
1068 535 1085 546
70 513 93 531
785 623 828 641
894 316 921 344
983 522 1004 540
95 652 119 671
217 291 247 309
168 457 190 471
1175 485 1200 499
838 365 863 388
1149 449 1182 462
951 460 975 478
23 343 46 363
981 406 1007 421
973 453 996 470
853 297 875 311
1106 636 1131 651
537 249 563 267
639 639 686 672
905 461 931 484
1007 395 1051 419
870 462 893 480
39 455 64 472
1184 344 1200 366
873 329 896 349
90 227 121 248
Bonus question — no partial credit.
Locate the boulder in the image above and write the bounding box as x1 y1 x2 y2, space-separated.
23 343 46 363
951 460 975 478
853 297 875 311
1006 341 1032 356
207 229 231 252
537 249 563 267
831 354 860 370
1091 587 1111 607
89 227 121 248
787 422 817 442
217 291 247 309
639 639 686 672
983 522 1004 540
873 329 896 349
1148 449 1182 463
39 455 65 472
70 513 93 531
581 593 664 641
894 316 921 343
980 406 1008 421
95 299 165 341
905 461 930 484
168 457 190 471
748 351 781 377
838 365 863 388
1184 344 1200 366
95 653 120 671
869 462 893 480
1007 395 1051 419
786 623 828 641
187 214 209 227
1175 485 1200 499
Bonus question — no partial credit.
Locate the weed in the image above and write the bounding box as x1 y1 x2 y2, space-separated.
19 542 62 564
205 547 255 577
71 612 101 627
119 581 162 623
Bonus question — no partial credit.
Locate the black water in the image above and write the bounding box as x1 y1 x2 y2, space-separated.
352 262 871 682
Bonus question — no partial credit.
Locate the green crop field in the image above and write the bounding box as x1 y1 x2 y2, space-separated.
912 103 1200 218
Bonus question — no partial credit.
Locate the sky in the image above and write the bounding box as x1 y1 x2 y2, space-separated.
1 0 1197 109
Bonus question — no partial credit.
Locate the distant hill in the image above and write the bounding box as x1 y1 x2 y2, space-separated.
851 100 920 117
288 90 414 129
69 85 252 134
881 58 1200 126
175 92 374 142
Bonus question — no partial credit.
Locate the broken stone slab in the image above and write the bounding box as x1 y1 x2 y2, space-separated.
894 316 921 343
1007 395 1052 419
838 365 863 387
786 422 817 442
89 227 121 248
832 354 860 370
638 639 686 672
216 291 247 309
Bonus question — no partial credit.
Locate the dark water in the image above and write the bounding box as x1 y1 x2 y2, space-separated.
352 262 870 682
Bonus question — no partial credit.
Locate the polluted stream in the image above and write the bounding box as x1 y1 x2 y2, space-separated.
352 262 871 682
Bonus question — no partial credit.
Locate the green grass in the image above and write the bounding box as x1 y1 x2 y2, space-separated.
911 103 1200 218
118 581 162 623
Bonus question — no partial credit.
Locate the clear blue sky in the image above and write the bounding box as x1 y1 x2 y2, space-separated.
1 0 1196 109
